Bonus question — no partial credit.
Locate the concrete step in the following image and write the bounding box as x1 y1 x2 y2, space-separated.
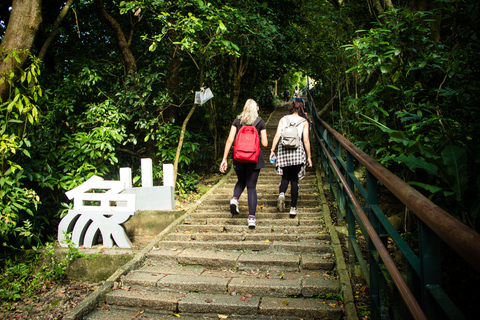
183 217 324 226
225 172 316 180
210 189 320 197
121 270 339 297
100 291 342 319
164 232 331 242
156 240 333 254
200 198 320 207
175 224 325 233
207 193 321 200
197 205 321 213
188 211 324 219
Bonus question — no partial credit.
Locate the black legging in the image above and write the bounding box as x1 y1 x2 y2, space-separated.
233 165 260 216
279 164 302 208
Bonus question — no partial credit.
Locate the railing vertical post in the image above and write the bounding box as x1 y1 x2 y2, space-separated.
419 221 442 319
327 132 335 196
317 124 328 182
346 151 356 266
367 171 389 319
335 139 345 225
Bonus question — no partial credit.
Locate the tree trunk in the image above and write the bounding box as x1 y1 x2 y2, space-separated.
173 63 204 183
94 0 136 74
371 0 394 16
173 104 196 185
412 0 442 42
231 55 249 110
318 93 338 117
0 0 42 102
37 0 75 62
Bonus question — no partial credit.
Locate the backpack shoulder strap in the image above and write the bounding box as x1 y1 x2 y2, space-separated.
295 118 307 126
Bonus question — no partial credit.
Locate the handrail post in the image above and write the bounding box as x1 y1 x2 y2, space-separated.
326 131 335 196
335 140 345 225
367 171 388 319
346 151 356 266
419 221 442 319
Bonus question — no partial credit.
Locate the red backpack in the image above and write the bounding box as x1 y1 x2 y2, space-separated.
233 118 261 163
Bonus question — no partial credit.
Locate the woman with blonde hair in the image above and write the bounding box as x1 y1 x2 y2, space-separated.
220 99 268 227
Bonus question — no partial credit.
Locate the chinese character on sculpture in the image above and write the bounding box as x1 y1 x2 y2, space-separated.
58 160 175 248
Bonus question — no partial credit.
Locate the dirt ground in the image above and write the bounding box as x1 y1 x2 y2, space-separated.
0 280 100 319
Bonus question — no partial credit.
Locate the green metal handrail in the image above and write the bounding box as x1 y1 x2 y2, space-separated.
305 89 480 320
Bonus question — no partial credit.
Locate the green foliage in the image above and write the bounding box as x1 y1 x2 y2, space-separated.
0 236 86 301
340 5 480 229
152 124 199 169
58 99 131 185
0 51 42 251
176 171 199 197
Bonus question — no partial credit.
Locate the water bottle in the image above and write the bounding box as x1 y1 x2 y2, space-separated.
270 156 276 164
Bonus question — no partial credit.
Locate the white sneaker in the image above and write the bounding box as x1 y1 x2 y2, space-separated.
289 207 298 216
277 193 285 212
230 198 239 215
248 216 256 227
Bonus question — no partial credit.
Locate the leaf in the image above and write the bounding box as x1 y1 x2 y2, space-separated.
205 299 216 303
218 315 228 319
149 42 157 52
282 300 289 305
168 313 180 317
394 155 437 176
408 182 442 194
386 84 400 91
217 20 227 32
442 146 468 201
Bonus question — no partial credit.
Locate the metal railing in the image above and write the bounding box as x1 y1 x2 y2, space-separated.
305 89 480 320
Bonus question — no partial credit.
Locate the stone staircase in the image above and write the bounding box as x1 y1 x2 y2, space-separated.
83 107 343 319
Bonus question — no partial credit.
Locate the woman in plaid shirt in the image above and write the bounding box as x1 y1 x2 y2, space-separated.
269 98 312 216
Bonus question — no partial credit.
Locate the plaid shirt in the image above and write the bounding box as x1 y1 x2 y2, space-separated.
276 117 307 180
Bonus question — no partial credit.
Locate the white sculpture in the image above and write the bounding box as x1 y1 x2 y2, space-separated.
58 160 175 248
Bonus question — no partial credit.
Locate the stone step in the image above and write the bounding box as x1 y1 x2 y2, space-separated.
144 249 334 271
183 217 323 226
156 240 333 254
197 205 321 213
175 224 325 234
164 232 331 242
212 188 318 195
121 270 340 297
207 193 320 200
200 199 320 207
188 211 324 219
102 291 342 319
224 174 317 181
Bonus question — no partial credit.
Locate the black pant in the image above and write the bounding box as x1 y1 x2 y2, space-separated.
233 165 260 216
279 164 302 208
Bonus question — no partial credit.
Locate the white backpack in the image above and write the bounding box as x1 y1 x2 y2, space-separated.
281 116 306 149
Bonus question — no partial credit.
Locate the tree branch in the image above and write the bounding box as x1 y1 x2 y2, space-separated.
38 0 76 62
